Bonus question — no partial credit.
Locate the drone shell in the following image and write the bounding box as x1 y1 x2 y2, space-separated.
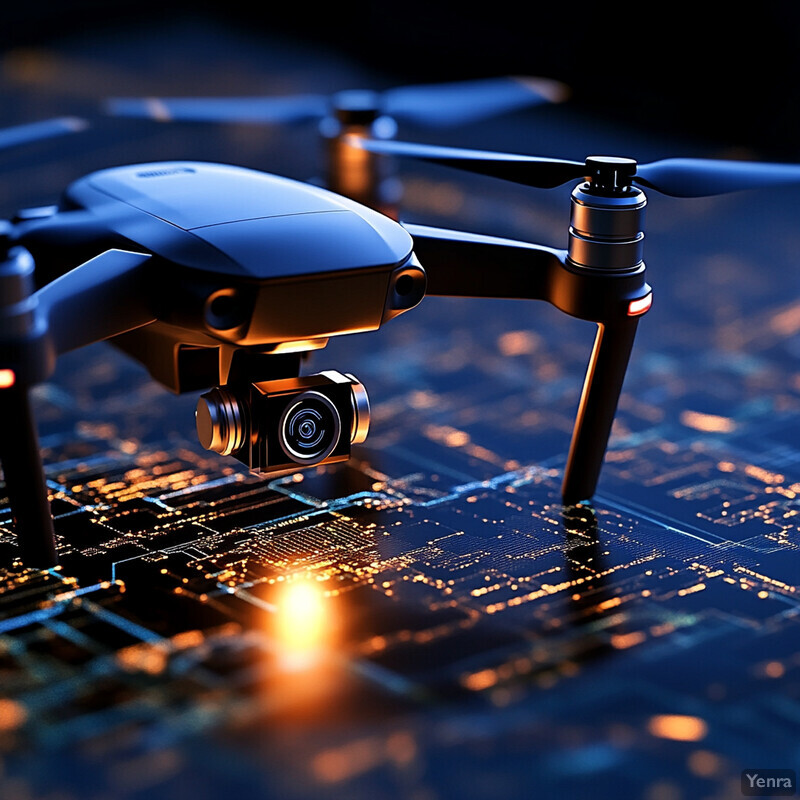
21 162 425 350
64 161 414 278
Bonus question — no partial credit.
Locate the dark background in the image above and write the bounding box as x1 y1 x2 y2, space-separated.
3 2 800 157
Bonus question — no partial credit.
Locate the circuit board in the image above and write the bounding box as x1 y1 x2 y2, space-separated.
1 19 800 800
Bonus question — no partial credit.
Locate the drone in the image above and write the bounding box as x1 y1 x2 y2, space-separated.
4 109 800 570
106 76 568 216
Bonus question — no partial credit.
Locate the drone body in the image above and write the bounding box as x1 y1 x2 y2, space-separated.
8 140 799 570
15 162 426 388
0 155 656 569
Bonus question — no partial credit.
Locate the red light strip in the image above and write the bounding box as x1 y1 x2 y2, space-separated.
627 293 653 316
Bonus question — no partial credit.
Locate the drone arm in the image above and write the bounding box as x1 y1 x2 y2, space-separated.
35 249 155 356
404 222 649 505
401 223 563 299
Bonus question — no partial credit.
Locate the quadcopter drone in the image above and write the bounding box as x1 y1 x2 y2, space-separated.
107 76 568 216
3 106 800 569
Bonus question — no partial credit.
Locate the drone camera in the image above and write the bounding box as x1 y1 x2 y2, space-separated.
382 256 426 322
196 370 369 474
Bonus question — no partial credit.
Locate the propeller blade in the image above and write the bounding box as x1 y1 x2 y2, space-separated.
383 76 569 127
106 95 329 124
635 157 800 197
348 137 585 188
0 117 88 152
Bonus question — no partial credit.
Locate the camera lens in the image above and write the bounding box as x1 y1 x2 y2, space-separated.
279 391 341 465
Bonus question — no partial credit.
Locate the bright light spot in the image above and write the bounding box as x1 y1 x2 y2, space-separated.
627 293 652 316
275 579 328 667
611 631 646 650
647 714 708 742
444 429 470 447
764 661 785 678
0 698 27 731
462 668 498 691
0 369 15 389
116 643 168 675
680 410 736 434
498 330 540 356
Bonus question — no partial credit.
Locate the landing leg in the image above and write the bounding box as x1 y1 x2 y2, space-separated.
0 383 57 567
562 318 639 505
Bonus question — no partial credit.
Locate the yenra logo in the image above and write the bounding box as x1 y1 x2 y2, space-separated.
741 769 796 796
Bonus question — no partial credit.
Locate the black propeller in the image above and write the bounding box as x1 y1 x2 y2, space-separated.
0 117 88 152
349 137 800 198
106 76 568 128
634 159 800 197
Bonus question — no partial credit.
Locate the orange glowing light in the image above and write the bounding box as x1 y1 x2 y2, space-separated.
0 698 27 731
498 330 540 357
647 714 708 742
680 410 736 434
764 661 785 678
275 579 328 655
611 631 646 650
462 668 499 691
0 369 15 389
116 643 168 675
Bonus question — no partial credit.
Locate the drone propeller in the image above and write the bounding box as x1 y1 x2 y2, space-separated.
0 117 88 152
378 76 567 127
633 159 800 197
107 95 330 124
349 137 800 198
346 138 586 188
106 76 568 128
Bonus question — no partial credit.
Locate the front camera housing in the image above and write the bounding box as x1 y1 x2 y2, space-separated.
196 370 369 474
